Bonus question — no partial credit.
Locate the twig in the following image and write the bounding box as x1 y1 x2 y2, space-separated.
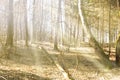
41 47 74 80
0 76 7 80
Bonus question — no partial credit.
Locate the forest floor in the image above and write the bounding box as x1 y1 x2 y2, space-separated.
0 42 120 80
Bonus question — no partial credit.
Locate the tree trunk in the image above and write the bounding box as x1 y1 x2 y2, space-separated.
32 0 35 42
54 0 61 50
51 0 53 42
78 0 114 68
101 2 105 47
116 36 120 66
6 0 14 47
28 0 34 43
116 0 120 66
109 0 111 56
24 0 29 47
39 0 43 41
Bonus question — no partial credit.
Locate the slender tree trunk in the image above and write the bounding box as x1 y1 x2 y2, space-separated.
82 28 85 42
39 0 43 41
116 0 120 66
24 0 29 47
51 0 53 42
76 16 80 45
109 0 111 56
6 0 14 47
32 0 35 42
54 0 61 50
98 17 100 42
29 0 34 43
102 2 105 47
78 0 114 68
60 0 65 47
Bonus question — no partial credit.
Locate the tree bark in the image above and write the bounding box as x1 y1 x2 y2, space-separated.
54 0 61 50
116 36 120 66
6 0 14 47
24 0 29 47
109 0 111 56
78 0 114 68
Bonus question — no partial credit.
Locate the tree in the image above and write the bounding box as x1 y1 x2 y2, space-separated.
78 0 114 68
28 0 34 43
116 36 120 66
54 0 61 50
109 0 111 56
24 0 29 47
6 0 14 47
116 0 120 66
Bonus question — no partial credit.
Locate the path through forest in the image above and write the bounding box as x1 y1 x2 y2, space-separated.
39 42 120 80
0 43 120 80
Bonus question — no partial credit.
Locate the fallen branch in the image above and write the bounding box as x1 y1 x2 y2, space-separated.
41 47 74 80
41 47 54 63
0 76 7 80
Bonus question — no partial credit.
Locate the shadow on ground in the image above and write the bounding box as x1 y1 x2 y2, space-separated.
0 69 50 80
6 46 53 66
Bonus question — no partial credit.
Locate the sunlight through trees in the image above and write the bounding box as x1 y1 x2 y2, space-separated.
0 0 120 80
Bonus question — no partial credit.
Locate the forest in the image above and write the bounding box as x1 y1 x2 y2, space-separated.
0 0 120 80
